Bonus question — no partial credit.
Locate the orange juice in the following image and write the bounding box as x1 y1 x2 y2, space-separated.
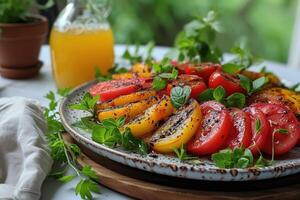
50 27 114 88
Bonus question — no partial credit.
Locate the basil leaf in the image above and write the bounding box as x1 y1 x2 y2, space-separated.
198 88 214 102
170 86 192 108
152 76 168 91
226 93 246 108
213 86 226 102
238 74 252 93
252 77 269 92
222 63 243 74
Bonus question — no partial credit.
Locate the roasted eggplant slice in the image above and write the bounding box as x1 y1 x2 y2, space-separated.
149 99 202 153
249 87 300 117
95 90 157 111
97 96 159 121
123 95 174 137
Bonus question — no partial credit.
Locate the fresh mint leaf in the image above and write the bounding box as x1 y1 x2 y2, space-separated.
225 93 246 108
92 126 119 147
222 63 243 74
170 86 192 108
152 76 168 91
213 86 226 102
238 74 252 93
252 77 269 93
59 175 75 183
198 88 214 102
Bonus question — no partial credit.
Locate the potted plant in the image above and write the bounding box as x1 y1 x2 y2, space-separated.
0 0 54 79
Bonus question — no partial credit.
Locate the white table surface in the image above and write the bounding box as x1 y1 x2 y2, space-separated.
0 45 299 200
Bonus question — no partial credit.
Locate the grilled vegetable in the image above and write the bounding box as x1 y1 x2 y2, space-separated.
97 96 159 121
112 72 153 80
123 95 174 137
149 99 202 153
132 63 151 73
95 90 157 111
249 87 300 117
240 70 281 87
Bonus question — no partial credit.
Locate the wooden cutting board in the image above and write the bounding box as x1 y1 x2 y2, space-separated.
63 134 300 200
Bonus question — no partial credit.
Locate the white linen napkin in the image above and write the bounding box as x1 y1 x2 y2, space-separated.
0 97 53 200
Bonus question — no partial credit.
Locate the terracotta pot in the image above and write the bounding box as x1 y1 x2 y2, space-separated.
0 15 48 79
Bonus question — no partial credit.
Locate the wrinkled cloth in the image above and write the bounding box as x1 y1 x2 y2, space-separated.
0 97 53 200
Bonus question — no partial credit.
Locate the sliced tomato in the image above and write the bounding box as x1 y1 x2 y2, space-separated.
187 101 232 155
244 107 270 155
89 78 146 102
185 63 221 81
224 108 252 149
252 103 300 155
171 61 187 74
208 71 245 96
166 75 207 99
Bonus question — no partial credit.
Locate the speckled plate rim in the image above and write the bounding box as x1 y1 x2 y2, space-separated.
59 80 300 182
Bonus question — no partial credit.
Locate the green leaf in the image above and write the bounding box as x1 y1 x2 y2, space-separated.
69 93 100 114
238 74 252 93
92 126 119 147
81 166 98 180
255 155 272 168
152 76 168 91
211 149 233 168
213 86 226 102
121 128 148 154
58 88 72 97
276 128 289 135
197 88 214 102
226 93 246 108
222 63 243 74
72 117 97 132
237 157 250 168
59 175 75 183
75 179 100 200
170 86 192 108
69 144 81 156
173 145 198 161
255 119 262 134
252 77 269 92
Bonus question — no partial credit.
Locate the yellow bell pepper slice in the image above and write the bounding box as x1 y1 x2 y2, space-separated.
95 90 157 111
123 95 174 138
132 63 151 73
149 99 202 153
112 73 153 80
98 96 159 121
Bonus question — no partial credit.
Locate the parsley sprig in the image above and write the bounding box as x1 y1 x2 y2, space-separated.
45 90 100 200
151 59 178 91
211 147 271 169
175 11 223 63
69 93 100 115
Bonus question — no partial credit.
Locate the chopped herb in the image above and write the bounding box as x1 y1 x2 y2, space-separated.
225 93 246 108
170 86 192 108
69 93 100 115
173 145 198 161
197 88 214 102
72 117 98 132
238 75 269 95
255 119 262 134
152 76 168 91
276 128 289 135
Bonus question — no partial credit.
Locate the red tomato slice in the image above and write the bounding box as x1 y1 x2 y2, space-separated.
252 103 300 156
171 61 187 74
89 79 145 102
208 71 245 96
244 107 270 155
187 101 231 155
166 75 207 99
185 63 221 81
224 108 252 149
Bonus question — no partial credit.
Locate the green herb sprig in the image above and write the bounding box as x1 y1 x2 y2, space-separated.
211 147 271 169
198 86 246 108
122 41 155 65
170 86 191 108
45 90 100 200
173 145 198 161
238 75 269 95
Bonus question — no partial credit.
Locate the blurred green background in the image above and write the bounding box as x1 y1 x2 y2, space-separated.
109 0 297 63
52 0 297 63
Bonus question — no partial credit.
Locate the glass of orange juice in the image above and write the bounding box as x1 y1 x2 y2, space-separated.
50 0 114 88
